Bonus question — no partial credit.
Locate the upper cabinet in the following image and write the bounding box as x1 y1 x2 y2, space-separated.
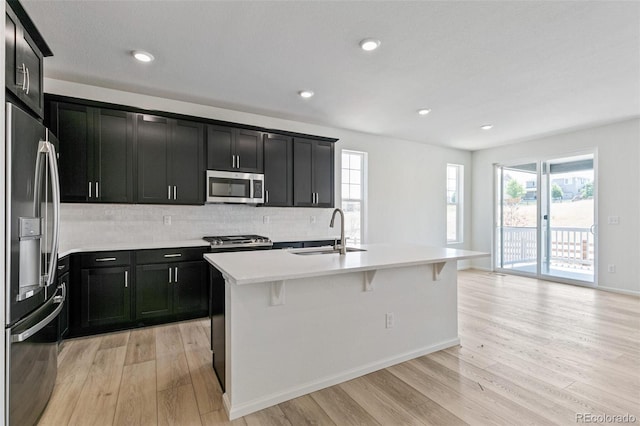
262 133 293 207
44 95 337 207
293 138 334 208
137 114 204 205
207 125 263 173
5 2 52 118
47 101 134 203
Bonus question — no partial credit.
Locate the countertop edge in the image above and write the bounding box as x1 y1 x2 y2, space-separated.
204 250 489 286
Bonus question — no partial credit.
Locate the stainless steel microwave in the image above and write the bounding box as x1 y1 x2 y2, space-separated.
206 170 264 204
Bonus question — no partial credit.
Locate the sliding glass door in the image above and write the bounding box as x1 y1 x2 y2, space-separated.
541 155 596 283
495 154 596 285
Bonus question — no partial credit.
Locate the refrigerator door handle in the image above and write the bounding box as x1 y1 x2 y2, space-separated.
36 140 61 288
11 282 66 343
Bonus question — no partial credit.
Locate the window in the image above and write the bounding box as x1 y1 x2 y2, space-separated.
447 164 463 243
341 150 366 244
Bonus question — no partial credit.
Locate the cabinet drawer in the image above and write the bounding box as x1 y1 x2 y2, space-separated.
79 251 131 268
56 255 70 275
136 247 206 265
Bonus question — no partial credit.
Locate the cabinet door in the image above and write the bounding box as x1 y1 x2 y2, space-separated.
51 103 93 202
263 133 292 206
174 261 208 314
170 120 204 204
235 129 263 173
313 141 334 207
135 264 173 320
5 11 19 97
80 266 131 327
137 115 170 203
95 109 134 203
293 139 315 207
206 125 234 171
18 29 44 117
58 271 70 340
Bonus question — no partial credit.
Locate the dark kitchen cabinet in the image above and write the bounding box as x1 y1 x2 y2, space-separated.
263 133 293 206
135 247 209 321
135 263 173 320
5 3 50 118
293 138 334 207
174 261 208 314
207 125 263 173
137 114 204 205
80 265 131 328
135 261 206 319
56 256 70 341
48 102 134 203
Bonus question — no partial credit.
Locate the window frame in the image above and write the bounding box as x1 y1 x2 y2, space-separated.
340 150 367 244
446 163 464 244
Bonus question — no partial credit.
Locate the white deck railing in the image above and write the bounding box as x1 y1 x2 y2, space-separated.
500 226 594 269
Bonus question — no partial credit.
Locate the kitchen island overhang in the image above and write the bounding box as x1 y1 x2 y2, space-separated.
204 244 488 419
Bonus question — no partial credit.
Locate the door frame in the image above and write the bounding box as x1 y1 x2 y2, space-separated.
493 149 599 288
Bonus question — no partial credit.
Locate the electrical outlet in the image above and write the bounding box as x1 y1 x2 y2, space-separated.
263 215 270 224
310 216 316 224
608 216 620 225
385 313 394 329
608 264 616 273
163 215 171 225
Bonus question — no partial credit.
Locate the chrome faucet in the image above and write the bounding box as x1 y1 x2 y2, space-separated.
330 208 346 255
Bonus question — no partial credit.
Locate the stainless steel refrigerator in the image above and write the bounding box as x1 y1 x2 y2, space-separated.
4 102 64 425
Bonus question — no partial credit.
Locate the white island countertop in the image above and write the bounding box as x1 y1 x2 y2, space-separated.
204 243 488 285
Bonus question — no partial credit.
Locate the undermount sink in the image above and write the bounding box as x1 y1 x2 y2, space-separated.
292 247 367 256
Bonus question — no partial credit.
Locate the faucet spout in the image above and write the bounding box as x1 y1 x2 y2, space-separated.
329 208 346 255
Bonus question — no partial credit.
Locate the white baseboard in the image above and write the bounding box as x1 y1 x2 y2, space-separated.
597 285 640 297
225 337 460 420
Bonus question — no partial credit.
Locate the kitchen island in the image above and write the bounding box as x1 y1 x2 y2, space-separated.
204 243 487 419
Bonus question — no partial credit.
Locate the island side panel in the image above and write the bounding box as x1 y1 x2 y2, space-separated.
225 261 459 419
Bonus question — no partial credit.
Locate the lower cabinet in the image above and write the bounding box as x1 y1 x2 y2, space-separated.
136 260 207 319
135 263 173 319
80 265 131 328
68 247 209 338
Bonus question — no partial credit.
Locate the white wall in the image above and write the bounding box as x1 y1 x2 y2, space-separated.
471 118 640 295
45 78 472 250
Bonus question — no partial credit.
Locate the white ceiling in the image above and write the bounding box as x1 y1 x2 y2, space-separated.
22 1 640 151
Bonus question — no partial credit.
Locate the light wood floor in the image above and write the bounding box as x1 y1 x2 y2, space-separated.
39 270 640 425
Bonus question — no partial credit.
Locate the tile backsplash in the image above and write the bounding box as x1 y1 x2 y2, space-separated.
60 203 337 248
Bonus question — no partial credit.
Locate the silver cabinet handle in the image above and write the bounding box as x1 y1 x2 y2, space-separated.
18 63 27 91
168 185 171 200
174 267 178 283
124 271 128 288
173 185 177 200
169 268 172 283
95 257 116 262
231 155 235 168
163 253 182 258
237 155 240 168
25 66 30 95
89 181 92 198
95 181 99 198
265 190 269 204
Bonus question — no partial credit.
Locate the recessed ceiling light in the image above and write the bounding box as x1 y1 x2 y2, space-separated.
132 50 154 63
359 38 381 51
417 109 431 116
480 124 494 130
298 90 314 99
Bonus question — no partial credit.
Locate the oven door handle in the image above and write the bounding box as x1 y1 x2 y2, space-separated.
11 283 66 343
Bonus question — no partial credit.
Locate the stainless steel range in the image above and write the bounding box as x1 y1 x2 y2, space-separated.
203 234 273 250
